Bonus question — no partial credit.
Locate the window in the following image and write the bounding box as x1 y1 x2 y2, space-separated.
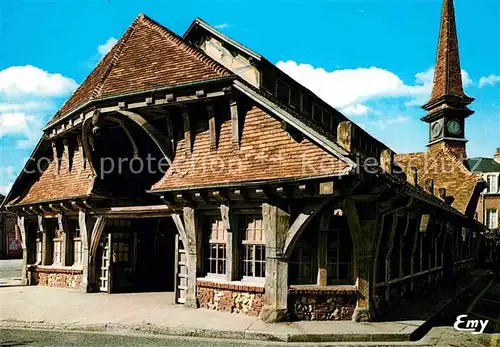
486 174 498 193
207 218 227 275
69 219 82 265
323 214 352 284
486 209 498 229
241 216 266 279
289 233 316 285
53 229 63 264
35 231 42 264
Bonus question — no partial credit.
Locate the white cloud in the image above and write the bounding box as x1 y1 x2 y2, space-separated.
371 115 410 130
214 24 229 29
0 112 43 149
341 104 372 116
0 101 54 113
479 74 500 88
97 37 118 58
0 65 78 97
0 166 16 196
276 61 473 114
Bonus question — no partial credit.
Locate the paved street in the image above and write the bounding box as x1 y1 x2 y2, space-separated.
0 259 22 285
0 327 498 346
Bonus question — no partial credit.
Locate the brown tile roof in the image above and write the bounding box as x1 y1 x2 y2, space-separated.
395 142 479 214
11 145 95 206
425 0 471 107
48 13 231 126
151 106 350 191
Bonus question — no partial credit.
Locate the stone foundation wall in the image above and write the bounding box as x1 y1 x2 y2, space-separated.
28 266 83 289
197 280 264 316
288 286 357 321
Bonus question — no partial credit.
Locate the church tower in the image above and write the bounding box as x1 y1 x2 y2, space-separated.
421 0 474 159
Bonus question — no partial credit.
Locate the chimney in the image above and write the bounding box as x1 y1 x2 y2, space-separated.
494 148 500 163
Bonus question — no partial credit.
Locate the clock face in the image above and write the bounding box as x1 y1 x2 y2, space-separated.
447 119 462 135
431 121 443 138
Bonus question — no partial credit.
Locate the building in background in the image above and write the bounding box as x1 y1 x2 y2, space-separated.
469 148 500 267
0 194 21 259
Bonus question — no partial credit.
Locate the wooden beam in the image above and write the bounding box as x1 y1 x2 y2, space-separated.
63 137 70 172
282 200 330 260
192 192 207 204
48 203 62 213
319 181 335 195
230 98 240 150
183 109 192 155
52 141 60 175
207 102 216 152
71 201 86 211
229 189 244 201
60 202 71 211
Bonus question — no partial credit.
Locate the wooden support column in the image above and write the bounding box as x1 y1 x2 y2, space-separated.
52 141 60 175
207 103 216 152
63 137 70 172
230 98 240 150
384 214 399 301
317 228 328 286
221 204 239 281
57 213 69 266
260 203 290 323
183 109 192 155
183 206 201 308
345 199 377 322
17 216 28 285
76 134 86 171
39 215 51 265
78 210 96 292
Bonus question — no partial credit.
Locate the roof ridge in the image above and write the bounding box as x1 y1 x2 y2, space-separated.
91 14 141 99
139 14 230 77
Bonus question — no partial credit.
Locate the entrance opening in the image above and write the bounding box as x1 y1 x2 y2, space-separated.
98 217 177 293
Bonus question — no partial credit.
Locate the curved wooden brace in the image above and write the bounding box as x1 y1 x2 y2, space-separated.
81 118 98 177
108 116 140 158
282 199 331 260
89 216 108 259
171 213 189 252
116 110 172 165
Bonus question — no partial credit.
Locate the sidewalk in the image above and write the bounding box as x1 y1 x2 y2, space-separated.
0 285 425 343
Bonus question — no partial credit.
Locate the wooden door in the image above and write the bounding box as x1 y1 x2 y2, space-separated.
174 234 187 304
99 233 113 293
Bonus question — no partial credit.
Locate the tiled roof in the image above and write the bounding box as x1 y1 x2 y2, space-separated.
10 145 95 206
47 13 231 127
395 142 479 214
468 158 500 173
425 0 471 107
151 106 350 191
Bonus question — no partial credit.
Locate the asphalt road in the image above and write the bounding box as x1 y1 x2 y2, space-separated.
1 328 498 347
0 328 341 347
0 259 22 281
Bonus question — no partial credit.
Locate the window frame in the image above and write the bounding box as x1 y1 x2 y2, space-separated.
486 174 499 194
241 216 266 282
206 218 227 277
486 209 498 229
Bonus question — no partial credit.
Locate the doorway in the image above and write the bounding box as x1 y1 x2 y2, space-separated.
98 217 177 294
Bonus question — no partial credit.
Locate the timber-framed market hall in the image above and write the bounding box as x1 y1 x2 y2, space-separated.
3 0 496 323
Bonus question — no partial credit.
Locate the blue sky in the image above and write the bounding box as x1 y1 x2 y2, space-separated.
0 0 499 194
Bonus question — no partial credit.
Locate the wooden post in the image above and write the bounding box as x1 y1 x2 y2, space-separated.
385 215 399 301
230 98 240 150
17 216 28 285
39 215 51 265
221 204 239 281
207 103 216 152
183 109 192 155
183 206 200 308
76 134 86 171
317 229 328 286
259 203 290 323
52 141 60 175
63 137 70 172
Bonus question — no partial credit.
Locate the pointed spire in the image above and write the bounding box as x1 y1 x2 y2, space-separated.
423 0 473 109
